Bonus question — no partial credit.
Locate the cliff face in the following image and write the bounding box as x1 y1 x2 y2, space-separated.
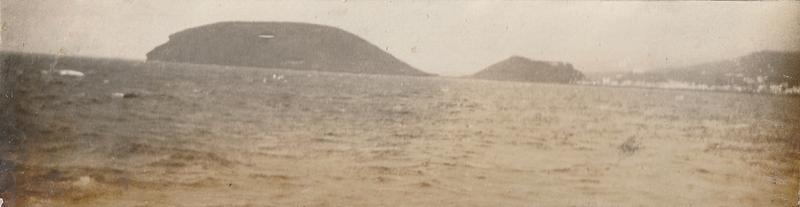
471 56 584 83
147 22 431 76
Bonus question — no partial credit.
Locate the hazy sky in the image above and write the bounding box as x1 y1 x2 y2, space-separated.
2 0 799 76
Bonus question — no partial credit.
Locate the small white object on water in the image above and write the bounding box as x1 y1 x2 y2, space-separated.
73 176 93 188
112 92 140 98
57 69 85 77
103 80 110 84
392 105 404 112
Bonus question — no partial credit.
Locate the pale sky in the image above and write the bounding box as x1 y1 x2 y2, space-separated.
2 0 799 76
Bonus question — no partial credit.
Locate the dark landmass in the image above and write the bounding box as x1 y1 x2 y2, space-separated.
147 22 432 76
470 56 584 83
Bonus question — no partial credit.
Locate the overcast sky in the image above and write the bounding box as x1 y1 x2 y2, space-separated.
2 0 798 76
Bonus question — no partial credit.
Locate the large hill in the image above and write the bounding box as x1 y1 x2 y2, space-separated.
592 51 800 94
470 56 584 83
147 22 431 76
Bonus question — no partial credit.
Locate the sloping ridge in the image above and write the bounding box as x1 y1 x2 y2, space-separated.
624 51 800 87
471 56 584 83
147 22 431 76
